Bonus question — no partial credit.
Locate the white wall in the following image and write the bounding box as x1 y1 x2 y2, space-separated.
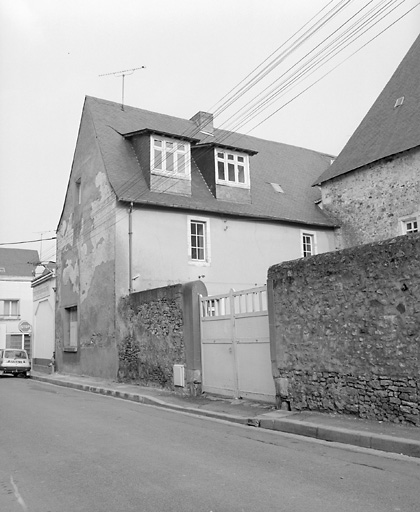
116 205 335 297
33 276 56 360
0 280 34 348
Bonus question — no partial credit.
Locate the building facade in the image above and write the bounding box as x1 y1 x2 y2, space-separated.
32 266 56 372
0 248 39 357
56 96 337 379
315 34 420 249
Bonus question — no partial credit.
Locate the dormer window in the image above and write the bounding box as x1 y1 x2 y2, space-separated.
152 136 190 178
215 150 249 187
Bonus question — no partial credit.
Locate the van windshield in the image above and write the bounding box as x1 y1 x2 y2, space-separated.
4 350 27 359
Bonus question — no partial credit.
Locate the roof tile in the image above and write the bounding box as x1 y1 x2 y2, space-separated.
315 34 420 185
86 96 336 227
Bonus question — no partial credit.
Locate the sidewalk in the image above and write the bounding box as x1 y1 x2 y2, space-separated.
31 371 420 459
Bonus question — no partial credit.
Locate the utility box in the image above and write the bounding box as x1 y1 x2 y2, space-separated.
173 364 185 387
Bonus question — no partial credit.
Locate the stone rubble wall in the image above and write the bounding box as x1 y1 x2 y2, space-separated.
320 147 420 249
117 284 185 388
268 233 420 425
117 280 206 393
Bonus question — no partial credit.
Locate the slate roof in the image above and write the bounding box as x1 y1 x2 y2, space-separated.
0 248 39 278
315 33 420 185
84 96 336 227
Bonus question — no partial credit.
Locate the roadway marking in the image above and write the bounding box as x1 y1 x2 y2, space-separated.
10 476 28 511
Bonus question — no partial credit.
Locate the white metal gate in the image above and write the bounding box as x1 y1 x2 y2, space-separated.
200 286 275 403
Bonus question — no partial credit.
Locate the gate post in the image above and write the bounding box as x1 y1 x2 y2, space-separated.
229 288 240 398
182 280 208 396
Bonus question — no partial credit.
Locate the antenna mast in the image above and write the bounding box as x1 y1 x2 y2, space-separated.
99 66 146 110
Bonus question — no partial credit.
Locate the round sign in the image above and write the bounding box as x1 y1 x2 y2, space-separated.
18 321 32 333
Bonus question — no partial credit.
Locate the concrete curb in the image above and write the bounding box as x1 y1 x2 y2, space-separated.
258 417 420 458
32 375 420 458
32 375 250 426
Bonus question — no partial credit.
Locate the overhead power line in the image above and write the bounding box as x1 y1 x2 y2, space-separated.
52 0 418 256
0 237 57 247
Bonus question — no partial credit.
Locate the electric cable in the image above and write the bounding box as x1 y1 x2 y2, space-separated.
38 1 418 262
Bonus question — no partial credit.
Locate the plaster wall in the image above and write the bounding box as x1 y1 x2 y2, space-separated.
0 280 33 335
116 205 335 297
56 105 118 379
321 147 420 249
33 276 55 361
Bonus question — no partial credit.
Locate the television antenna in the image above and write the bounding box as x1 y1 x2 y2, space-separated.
99 66 146 110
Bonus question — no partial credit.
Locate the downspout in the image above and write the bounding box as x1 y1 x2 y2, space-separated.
128 202 133 293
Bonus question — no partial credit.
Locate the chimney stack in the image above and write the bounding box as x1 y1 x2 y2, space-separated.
190 111 214 135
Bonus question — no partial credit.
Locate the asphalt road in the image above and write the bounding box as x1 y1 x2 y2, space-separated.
1 376 419 512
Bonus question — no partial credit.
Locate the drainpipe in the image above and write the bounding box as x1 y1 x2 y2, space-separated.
128 202 133 293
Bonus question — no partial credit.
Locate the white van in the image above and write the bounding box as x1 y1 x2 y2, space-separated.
0 349 31 378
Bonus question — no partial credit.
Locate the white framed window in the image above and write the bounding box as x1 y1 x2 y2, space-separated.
399 213 419 235
403 219 418 234
215 149 250 187
0 299 20 318
301 231 317 258
151 136 191 178
188 216 210 265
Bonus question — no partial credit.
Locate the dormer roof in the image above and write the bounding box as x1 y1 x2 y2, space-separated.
82 96 336 227
194 141 258 156
315 33 420 185
123 128 200 143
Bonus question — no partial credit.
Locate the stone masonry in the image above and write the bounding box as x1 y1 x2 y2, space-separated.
118 285 185 388
320 147 420 249
268 233 420 425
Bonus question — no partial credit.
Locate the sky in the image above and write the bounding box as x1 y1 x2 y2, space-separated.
0 0 418 264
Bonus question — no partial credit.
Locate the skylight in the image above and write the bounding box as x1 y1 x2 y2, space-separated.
394 96 404 108
270 182 284 193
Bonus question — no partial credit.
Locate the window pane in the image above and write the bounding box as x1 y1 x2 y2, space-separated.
177 153 186 174
154 149 163 170
166 152 174 172
11 301 18 315
238 166 245 183
303 235 313 257
217 152 224 159
228 163 235 181
152 137 191 176
191 221 206 261
405 220 418 233
227 154 234 160
238 156 244 163
196 223 204 236
6 334 22 349
218 161 225 180
69 307 78 347
3 300 18 316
